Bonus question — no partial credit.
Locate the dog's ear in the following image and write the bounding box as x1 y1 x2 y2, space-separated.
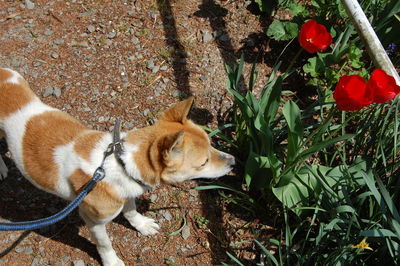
159 97 194 123
161 130 185 165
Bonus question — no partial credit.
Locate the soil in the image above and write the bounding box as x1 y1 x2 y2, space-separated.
0 0 277 265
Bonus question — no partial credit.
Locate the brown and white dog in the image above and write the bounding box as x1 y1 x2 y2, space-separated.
0 68 235 266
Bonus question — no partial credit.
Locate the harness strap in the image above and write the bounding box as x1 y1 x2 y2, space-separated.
112 119 152 190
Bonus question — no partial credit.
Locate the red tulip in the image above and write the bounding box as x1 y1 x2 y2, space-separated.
367 69 400 104
299 20 332 53
333 75 372 111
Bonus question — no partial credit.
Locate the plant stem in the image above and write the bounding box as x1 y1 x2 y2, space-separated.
284 48 303 76
342 111 346 163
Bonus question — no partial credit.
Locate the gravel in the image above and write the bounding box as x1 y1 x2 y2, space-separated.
161 210 173 221
181 225 191 240
25 0 35 9
87 25 95 33
73 259 86 266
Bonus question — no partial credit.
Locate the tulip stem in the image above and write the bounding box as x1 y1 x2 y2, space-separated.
342 110 346 162
285 48 303 74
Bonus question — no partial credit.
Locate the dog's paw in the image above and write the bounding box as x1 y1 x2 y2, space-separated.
103 257 125 266
133 216 160 236
113 258 125 266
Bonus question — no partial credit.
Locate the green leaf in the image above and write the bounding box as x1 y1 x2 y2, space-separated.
272 171 318 215
303 57 325 77
288 3 308 17
254 240 279 266
244 152 274 188
360 229 398 238
283 100 304 163
267 21 299 41
297 134 354 161
226 251 245 266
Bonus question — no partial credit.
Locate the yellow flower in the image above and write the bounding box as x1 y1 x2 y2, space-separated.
352 238 373 251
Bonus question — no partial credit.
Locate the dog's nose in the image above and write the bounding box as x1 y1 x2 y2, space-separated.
227 154 235 166
219 152 235 166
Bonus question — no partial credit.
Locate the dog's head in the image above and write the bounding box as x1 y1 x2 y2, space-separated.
124 97 235 184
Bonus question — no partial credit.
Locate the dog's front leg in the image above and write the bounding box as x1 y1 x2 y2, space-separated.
123 198 160 236
79 208 125 266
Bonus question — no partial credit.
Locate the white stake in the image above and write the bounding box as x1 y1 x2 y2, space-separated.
341 0 400 85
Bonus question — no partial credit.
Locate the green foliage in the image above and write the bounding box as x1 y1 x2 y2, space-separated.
266 21 299 41
204 0 400 264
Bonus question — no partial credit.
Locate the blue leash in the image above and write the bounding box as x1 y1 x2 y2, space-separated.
0 120 124 231
0 167 105 231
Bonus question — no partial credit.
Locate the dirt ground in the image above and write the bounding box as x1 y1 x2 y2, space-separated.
0 0 274 265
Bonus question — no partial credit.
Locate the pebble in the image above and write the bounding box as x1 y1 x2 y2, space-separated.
15 246 33 254
87 25 95 33
182 225 191 239
44 29 53 36
53 87 62 98
73 259 85 266
43 86 54 97
51 52 59 59
162 210 172 221
202 30 213 43
149 194 158 202
142 109 150 117
199 75 207 81
146 59 155 69
25 0 35 9
107 31 117 39
172 90 184 98
71 40 89 48
152 65 160 74
124 122 135 129
54 39 65 45
131 36 140 44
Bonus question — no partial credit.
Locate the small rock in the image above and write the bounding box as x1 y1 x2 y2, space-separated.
160 65 168 71
172 90 184 98
124 122 134 129
15 246 33 255
199 75 207 81
44 29 53 36
31 257 41 266
189 190 199 197
53 87 62 98
71 40 89 48
146 59 154 69
43 86 54 97
87 25 95 33
149 194 158 202
51 52 59 59
152 65 160 74
202 30 213 43
141 247 151 252
162 210 172 221
54 39 65 45
107 31 117 39
131 36 140 44
181 225 190 240
142 109 150 117
25 0 35 9
73 259 85 266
